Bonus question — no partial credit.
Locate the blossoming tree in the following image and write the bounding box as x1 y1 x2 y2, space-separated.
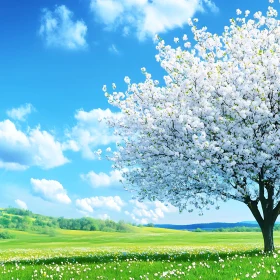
105 3 280 252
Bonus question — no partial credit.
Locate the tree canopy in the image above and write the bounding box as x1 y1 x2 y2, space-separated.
105 2 280 251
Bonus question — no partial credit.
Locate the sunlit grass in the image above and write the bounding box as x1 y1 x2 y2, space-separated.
2 227 279 249
0 247 280 279
0 228 280 279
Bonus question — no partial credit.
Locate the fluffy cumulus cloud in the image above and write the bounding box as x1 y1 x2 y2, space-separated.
81 170 122 188
126 200 177 224
203 0 219 13
98 213 110 220
7 103 34 121
76 196 124 213
0 120 69 170
90 0 218 40
39 5 87 50
15 199 28 210
64 108 120 159
31 178 71 204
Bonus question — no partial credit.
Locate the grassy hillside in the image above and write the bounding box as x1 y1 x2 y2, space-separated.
0 226 279 251
0 225 279 279
0 207 132 233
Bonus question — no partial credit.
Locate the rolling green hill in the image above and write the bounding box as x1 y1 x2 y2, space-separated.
0 208 277 253
0 212 279 279
0 224 280 251
0 227 278 280
0 207 132 233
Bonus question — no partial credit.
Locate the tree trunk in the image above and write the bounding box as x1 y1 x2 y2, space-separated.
261 223 275 252
246 199 276 252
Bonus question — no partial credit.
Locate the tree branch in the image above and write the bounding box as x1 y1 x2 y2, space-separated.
259 168 267 218
273 201 280 224
246 199 264 228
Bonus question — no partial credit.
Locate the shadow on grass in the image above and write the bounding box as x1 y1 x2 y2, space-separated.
2 248 275 266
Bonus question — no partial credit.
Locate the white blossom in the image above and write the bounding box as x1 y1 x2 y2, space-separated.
104 4 280 251
124 76 130 84
236 9 242 15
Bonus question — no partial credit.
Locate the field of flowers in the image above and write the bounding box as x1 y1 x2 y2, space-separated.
0 228 280 279
0 246 280 279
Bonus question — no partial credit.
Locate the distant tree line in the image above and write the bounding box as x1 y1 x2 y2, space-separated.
194 225 280 232
0 208 132 233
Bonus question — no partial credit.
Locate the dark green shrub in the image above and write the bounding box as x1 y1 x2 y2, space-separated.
194 228 205 232
0 231 16 239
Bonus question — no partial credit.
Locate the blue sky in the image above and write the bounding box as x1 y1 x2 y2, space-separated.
0 0 277 224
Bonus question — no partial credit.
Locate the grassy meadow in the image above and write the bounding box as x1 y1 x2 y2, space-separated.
0 227 280 279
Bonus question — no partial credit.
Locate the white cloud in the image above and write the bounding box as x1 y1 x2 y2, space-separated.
76 196 125 213
30 129 69 169
0 120 69 170
15 199 28 210
0 161 28 171
154 200 177 213
62 139 80 152
31 178 71 204
76 199 94 213
7 103 34 121
39 5 88 50
108 44 120 54
203 0 219 13
98 213 110 220
65 108 120 159
127 200 177 223
124 211 148 224
81 170 122 188
122 26 130 37
90 0 218 40
77 209 90 217
91 0 124 25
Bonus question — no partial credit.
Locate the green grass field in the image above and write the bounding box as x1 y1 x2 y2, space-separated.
1 226 274 249
0 227 280 279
